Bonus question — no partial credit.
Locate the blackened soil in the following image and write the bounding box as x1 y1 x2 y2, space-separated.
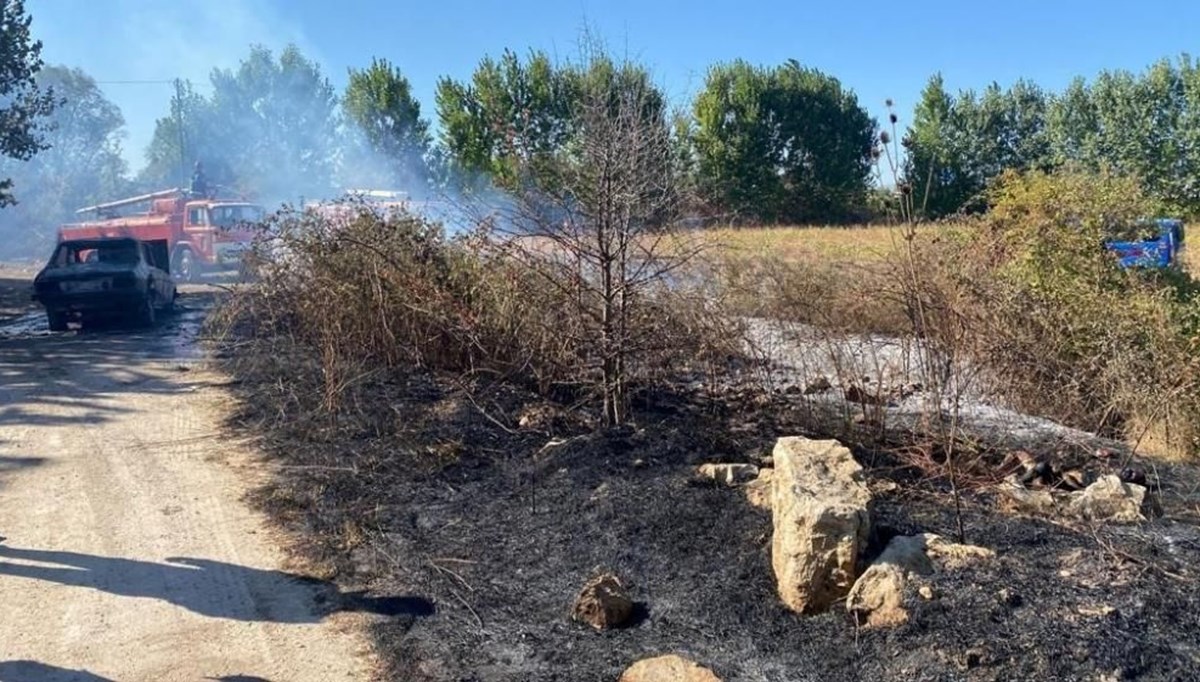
221 347 1200 682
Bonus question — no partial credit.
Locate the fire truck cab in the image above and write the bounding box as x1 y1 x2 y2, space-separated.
59 188 264 282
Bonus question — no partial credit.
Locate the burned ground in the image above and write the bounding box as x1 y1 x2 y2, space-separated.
214 340 1200 682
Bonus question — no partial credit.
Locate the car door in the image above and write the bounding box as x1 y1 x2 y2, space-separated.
141 243 168 302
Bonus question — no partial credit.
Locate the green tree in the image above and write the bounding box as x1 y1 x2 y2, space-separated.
692 59 876 223
139 80 227 191
1045 77 1099 167
1044 55 1200 213
0 0 56 206
435 49 576 191
906 76 1050 218
341 57 431 191
904 73 969 217
141 44 339 204
0 65 127 257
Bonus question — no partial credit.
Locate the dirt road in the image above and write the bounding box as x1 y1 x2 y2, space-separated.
0 293 377 681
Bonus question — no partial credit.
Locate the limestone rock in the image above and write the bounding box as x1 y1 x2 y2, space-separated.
698 463 759 486
922 534 996 569
846 534 930 628
1068 475 1147 523
618 655 722 682
846 533 992 628
877 534 935 576
846 563 909 627
998 475 1059 515
744 468 775 510
771 437 872 613
572 573 632 630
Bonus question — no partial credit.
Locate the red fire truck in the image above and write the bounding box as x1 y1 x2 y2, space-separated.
58 188 265 282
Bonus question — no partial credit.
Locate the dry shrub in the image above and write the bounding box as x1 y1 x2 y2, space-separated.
211 200 735 423
908 168 1200 457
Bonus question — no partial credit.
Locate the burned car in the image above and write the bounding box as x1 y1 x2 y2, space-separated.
32 237 177 331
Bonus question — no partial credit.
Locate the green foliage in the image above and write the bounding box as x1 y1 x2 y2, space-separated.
919 168 1200 455
0 65 128 257
905 75 1050 218
0 0 56 206
1047 56 1200 214
691 59 876 223
435 49 576 192
341 58 431 191
436 48 674 199
911 54 1200 218
140 44 339 203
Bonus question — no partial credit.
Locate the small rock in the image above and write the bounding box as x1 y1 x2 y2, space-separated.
1078 604 1117 618
997 588 1023 608
845 384 886 405
744 468 775 510
589 483 611 502
572 573 633 630
632 458 646 469
698 463 759 486
998 475 1059 515
618 655 722 682
921 534 996 569
918 585 935 600
878 535 936 576
846 535 932 628
1068 475 1147 523
847 563 909 627
803 376 833 394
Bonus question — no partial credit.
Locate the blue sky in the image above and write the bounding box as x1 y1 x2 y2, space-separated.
27 0 1200 174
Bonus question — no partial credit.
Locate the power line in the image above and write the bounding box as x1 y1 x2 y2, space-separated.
94 79 177 85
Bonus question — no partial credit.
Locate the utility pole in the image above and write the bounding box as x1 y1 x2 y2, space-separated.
174 78 187 191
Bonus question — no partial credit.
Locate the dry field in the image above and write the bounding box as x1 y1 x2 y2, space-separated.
695 224 939 264
698 223 1199 274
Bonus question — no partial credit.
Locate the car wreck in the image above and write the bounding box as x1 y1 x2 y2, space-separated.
31 237 177 331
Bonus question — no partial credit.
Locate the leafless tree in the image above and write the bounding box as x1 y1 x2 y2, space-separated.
481 49 706 426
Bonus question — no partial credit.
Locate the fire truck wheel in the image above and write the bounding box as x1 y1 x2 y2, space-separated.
173 248 197 283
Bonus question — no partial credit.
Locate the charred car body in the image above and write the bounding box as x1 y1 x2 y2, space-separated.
32 237 177 331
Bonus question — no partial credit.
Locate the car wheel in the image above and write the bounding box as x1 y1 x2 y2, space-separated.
47 311 68 332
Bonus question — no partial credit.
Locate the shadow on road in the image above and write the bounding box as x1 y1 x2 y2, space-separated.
0 292 217 430
0 455 46 492
0 543 435 623
0 276 35 325
0 660 114 682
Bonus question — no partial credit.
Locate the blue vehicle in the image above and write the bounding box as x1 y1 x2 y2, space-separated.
1105 218 1185 269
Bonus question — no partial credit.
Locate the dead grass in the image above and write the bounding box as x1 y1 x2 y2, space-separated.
694 224 942 264
1184 243 1199 274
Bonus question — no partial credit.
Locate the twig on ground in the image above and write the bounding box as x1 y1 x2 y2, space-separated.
428 559 474 592
1091 527 1193 583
